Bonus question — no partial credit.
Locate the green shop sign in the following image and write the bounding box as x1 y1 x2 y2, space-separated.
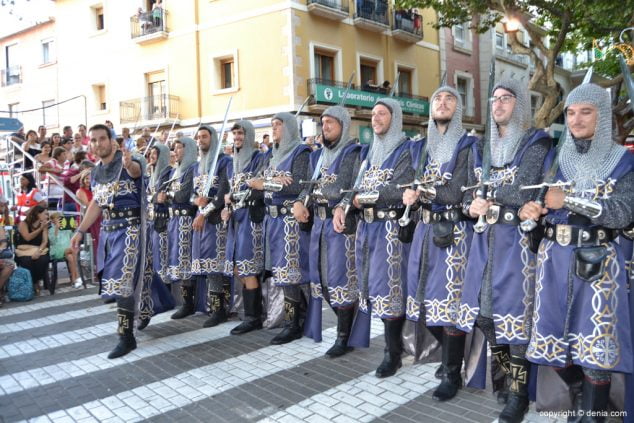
313 83 429 115
358 126 421 145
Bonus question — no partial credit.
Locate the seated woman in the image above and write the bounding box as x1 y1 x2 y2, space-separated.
15 205 50 295
49 212 82 288
0 225 15 306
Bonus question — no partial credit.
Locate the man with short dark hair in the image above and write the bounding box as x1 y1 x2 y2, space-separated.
71 124 146 359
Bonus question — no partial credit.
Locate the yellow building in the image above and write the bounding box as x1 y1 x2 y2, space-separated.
1 0 440 142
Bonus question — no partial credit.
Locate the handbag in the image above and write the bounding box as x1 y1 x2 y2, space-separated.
15 245 48 258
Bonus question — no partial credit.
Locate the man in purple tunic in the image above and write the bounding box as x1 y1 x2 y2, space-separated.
522 83 633 420
403 84 477 401
459 79 551 422
246 113 311 345
71 124 146 359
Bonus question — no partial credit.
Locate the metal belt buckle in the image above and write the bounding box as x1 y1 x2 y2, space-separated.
148 204 155 221
422 209 431 224
377 210 386 219
364 207 375 223
269 206 278 218
556 224 572 246
280 207 287 216
503 210 515 223
388 210 397 219
317 206 326 220
486 205 500 224
546 226 555 239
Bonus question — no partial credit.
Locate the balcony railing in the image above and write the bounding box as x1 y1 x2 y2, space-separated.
496 48 529 66
307 0 349 13
119 94 179 123
354 0 389 26
1 66 22 87
393 11 423 35
130 9 167 40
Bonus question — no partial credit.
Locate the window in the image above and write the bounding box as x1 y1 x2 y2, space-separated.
455 74 474 117
456 77 468 111
147 73 166 119
454 23 465 44
94 5 104 30
398 68 412 96
8 103 19 118
42 100 57 127
92 84 107 111
360 59 378 88
41 39 55 64
495 32 504 50
220 58 234 89
314 49 335 82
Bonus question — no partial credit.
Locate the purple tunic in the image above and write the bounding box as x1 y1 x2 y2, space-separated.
166 164 195 281
191 156 231 276
93 166 143 299
457 130 550 344
527 154 634 372
224 151 267 277
263 144 311 286
406 133 476 326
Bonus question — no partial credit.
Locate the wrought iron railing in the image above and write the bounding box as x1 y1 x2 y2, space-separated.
354 0 389 26
307 0 349 13
119 94 179 123
1 66 22 87
393 11 423 36
130 8 167 39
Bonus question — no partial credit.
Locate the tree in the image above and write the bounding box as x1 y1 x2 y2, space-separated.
396 0 634 133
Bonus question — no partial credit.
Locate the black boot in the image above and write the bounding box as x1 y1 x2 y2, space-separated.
230 287 263 335
171 284 195 319
554 365 584 422
432 331 466 401
498 355 530 423
108 309 137 359
578 378 610 423
203 290 228 327
376 317 405 378
137 315 151 331
325 306 355 358
270 298 302 345
491 344 511 405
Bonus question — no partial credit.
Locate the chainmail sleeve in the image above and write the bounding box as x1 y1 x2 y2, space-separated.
279 149 310 197
591 171 634 229
322 148 361 203
494 136 550 208
376 150 414 208
172 167 194 204
434 147 469 206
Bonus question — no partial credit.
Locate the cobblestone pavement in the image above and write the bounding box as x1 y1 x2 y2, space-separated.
0 280 566 423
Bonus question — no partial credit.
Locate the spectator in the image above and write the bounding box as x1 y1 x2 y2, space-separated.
105 120 116 138
48 212 82 288
137 7 152 33
152 0 163 28
61 151 88 213
34 141 52 165
77 124 90 147
122 127 136 151
15 205 49 296
382 80 391 94
71 133 85 154
50 132 61 149
62 125 73 143
0 198 15 226
22 130 41 170
76 166 99 264
9 126 25 145
37 125 48 143
159 129 169 145
136 137 148 154
0 225 15 306
14 174 45 223
39 147 68 209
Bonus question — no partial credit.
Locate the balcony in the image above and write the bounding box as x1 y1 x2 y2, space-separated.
119 94 179 124
392 11 423 42
495 48 530 67
307 78 429 116
354 0 389 33
307 0 349 21
1 66 22 87
130 9 167 45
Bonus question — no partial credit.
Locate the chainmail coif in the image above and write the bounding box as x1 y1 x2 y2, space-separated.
427 85 464 164
320 105 353 169
490 78 531 167
370 97 405 167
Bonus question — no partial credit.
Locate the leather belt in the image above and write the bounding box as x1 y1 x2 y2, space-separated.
421 208 465 224
314 205 333 220
545 223 616 247
103 217 141 232
362 207 404 223
168 206 196 218
153 211 169 220
267 205 289 218
102 207 140 221
486 206 520 225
